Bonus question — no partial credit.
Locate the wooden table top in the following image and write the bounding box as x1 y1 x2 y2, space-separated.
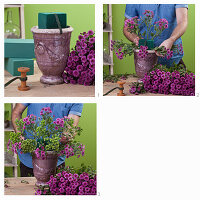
4 177 37 195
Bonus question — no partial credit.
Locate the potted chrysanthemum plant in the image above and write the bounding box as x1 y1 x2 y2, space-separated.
111 10 176 78
7 107 85 186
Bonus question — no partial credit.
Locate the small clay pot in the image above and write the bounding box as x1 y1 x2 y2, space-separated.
32 151 58 186
134 50 158 78
31 26 73 85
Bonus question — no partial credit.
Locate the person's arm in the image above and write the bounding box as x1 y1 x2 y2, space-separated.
12 103 27 134
123 17 140 46
159 7 188 50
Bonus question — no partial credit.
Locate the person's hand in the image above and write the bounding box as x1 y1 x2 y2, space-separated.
156 38 174 57
20 136 25 140
159 38 174 50
60 133 73 144
133 36 140 46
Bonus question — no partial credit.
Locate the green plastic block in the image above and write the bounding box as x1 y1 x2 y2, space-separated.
4 39 35 58
38 12 67 29
5 58 34 76
146 40 154 50
139 39 146 47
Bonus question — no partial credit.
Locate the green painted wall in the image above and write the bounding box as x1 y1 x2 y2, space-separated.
103 4 195 74
5 4 95 49
4 103 96 177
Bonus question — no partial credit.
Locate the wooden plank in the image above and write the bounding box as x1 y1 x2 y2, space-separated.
107 4 114 75
19 5 25 39
4 4 22 8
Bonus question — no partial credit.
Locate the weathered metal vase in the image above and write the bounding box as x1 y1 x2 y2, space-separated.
134 50 158 78
32 151 58 186
31 26 73 84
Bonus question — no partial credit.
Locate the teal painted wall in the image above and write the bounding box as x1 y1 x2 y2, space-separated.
4 103 96 177
5 4 95 49
103 4 195 74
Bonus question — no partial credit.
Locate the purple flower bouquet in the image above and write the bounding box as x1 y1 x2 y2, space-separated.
35 169 97 195
63 30 95 86
129 64 195 96
7 107 85 159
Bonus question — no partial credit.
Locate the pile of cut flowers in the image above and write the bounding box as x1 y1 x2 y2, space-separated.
129 64 195 96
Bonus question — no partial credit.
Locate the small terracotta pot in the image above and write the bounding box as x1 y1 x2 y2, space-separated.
134 50 158 78
32 151 58 186
31 26 73 84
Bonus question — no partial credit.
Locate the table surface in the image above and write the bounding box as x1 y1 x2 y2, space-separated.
4 177 37 195
4 62 95 97
103 76 173 96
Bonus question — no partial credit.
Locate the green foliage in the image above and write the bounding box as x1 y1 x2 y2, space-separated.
112 40 138 57
9 132 21 144
151 63 190 76
103 72 129 83
58 163 96 178
21 139 37 154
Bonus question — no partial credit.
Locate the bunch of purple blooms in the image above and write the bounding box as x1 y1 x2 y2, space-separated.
34 143 85 160
7 138 21 154
143 10 154 18
63 30 95 86
155 18 168 30
138 46 148 58
124 16 140 34
142 68 195 95
35 171 96 195
129 82 145 95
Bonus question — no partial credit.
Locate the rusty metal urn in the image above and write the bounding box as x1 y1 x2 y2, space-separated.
31 26 73 84
32 151 58 186
134 50 158 78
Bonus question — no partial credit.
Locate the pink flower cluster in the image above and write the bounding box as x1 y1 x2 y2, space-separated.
142 69 195 95
53 118 65 129
138 46 148 58
35 147 46 160
35 171 96 195
59 143 85 159
166 49 173 59
129 86 141 95
176 43 183 54
40 107 52 115
63 30 95 86
155 18 168 30
116 47 124 60
22 114 36 129
124 16 139 29
7 139 21 154
143 10 154 18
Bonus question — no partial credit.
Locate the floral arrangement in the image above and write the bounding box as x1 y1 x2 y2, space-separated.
7 107 85 159
62 30 95 86
111 10 179 60
35 165 96 195
129 64 195 96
